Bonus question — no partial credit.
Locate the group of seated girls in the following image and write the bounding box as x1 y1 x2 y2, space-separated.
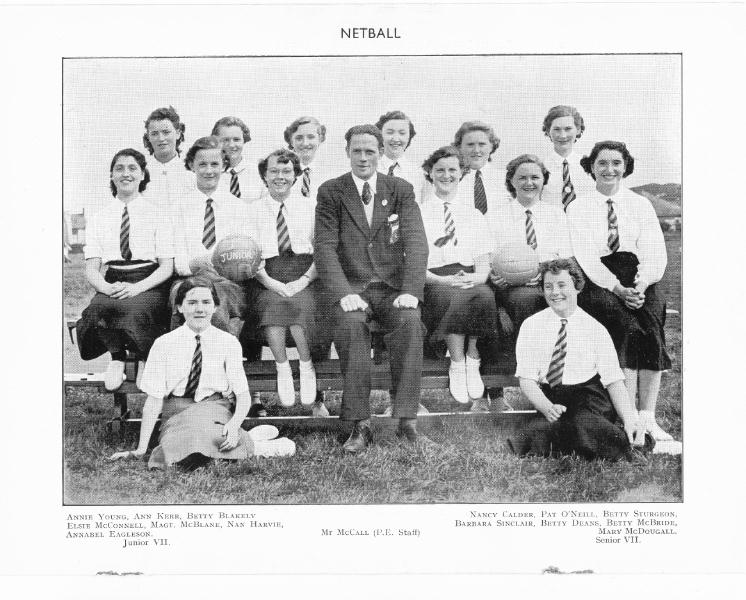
76 104 673 468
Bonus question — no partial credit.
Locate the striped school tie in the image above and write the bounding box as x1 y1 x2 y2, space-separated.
229 169 241 198
361 181 372 205
525 209 537 250
120 205 132 260
546 319 567 388
301 167 311 198
202 198 216 250
277 203 291 253
607 198 620 253
183 334 202 398
387 162 398 177
434 202 458 247
474 169 487 214
561 160 576 210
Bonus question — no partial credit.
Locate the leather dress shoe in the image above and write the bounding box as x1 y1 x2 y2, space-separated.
342 421 372 453
396 420 419 443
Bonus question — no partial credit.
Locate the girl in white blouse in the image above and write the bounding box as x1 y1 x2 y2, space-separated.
569 140 672 441
490 154 574 330
76 149 174 391
141 106 191 210
420 146 498 409
244 149 324 409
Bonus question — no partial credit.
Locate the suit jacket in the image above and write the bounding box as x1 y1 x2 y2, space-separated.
314 172 428 303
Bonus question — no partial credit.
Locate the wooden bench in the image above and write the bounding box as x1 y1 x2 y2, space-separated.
64 321 535 436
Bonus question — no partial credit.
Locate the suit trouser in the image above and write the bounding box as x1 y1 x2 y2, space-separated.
334 282 425 421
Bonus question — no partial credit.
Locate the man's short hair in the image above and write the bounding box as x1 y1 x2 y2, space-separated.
344 124 384 150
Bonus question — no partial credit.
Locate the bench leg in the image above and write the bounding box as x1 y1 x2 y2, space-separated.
105 392 131 439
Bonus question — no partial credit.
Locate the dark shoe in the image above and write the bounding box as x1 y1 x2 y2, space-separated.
342 421 372 453
396 420 418 443
248 403 267 418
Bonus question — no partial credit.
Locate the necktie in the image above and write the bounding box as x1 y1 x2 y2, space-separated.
301 167 311 198
202 198 216 250
183 334 202 398
525 209 537 250
120 205 132 260
561 159 576 210
434 202 458 247
607 198 620 253
474 169 487 214
361 181 372 205
229 169 241 198
546 319 567 388
277 203 291 253
387 162 398 177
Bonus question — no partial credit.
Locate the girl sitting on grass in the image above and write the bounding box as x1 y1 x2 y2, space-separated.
110 277 295 469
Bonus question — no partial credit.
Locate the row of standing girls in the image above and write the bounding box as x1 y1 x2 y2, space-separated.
77 104 673 469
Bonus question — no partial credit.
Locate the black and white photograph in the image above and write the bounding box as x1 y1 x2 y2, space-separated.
63 53 682 505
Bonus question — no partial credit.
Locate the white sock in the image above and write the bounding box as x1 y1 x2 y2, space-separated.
276 360 291 372
299 359 314 372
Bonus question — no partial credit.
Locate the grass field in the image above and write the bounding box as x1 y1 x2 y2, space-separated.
63 232 682 505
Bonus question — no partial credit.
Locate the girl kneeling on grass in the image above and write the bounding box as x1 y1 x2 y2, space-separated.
110 277 295 469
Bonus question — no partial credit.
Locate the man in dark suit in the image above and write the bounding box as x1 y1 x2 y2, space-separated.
315 124 429 452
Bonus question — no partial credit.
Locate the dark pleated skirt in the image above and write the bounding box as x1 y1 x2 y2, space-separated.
422 263 498 357
241 253 333 355
578 251 671 371
76 263 170 360
147 392 255 469
508 375 631 461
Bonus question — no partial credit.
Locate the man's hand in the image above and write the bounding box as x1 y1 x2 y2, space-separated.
340 294 369 312
393 293 418 309
541 403 567 423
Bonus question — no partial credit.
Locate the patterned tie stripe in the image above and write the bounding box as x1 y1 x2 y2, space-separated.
525 209 537 250
561 159 576 211
120 205 132 260
607 198 620 252
473 169 487 214
277 203 291 253
361 181 372 205
301 168 310 198
387 162 398 177
546 319 567 388
229 169 241 198
202 199 216 250
434 203 458 247
183 335 202 398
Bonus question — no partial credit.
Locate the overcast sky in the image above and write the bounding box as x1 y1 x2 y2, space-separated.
63 54 680 213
